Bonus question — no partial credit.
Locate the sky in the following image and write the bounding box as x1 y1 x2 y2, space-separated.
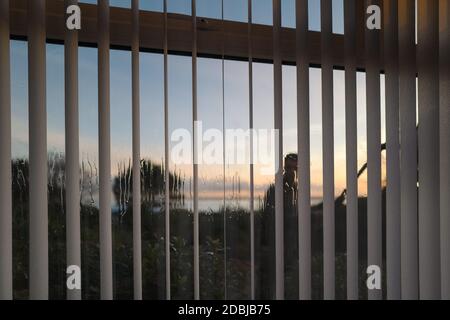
10 0 388 209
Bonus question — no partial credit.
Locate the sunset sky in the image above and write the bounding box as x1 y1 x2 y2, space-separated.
10 0 389 208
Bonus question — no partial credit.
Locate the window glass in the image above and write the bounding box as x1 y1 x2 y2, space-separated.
11 40 29 300
140 52 166 299
47 43 66 300
168 54 194 299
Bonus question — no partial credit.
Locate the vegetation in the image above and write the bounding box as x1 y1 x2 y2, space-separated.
11 152 388 300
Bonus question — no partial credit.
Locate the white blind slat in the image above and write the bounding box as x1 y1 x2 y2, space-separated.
321 0 335 301
64 0 81 301
365 0 382 301
98 0 113 300
440 0 450 300
192 0 200 301
163 0 171 300
131 0 142 301
417 0 441 299
28 0 49 300
248 0 256 301
344 0 358 300
383 0 401 300
399 0 419 300
273 0 284 300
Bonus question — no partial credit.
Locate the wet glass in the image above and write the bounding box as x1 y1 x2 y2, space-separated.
47 43 66 300
168 54 194 299
79 46 100 300
224 60 251 299
252 62 275 299
110 49 133 299
197 57 225 299
11 40 29 300
282 65 298 299
140 52 166 299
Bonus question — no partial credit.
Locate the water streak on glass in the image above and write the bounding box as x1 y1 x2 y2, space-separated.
140 52 166 299
110 49 133 299
11 40 29 300
252 62 275 299
168 54 194 299
79 46 100 300
282 65 298 299
198 57 225 299
46 43 66 300
224 60 251 299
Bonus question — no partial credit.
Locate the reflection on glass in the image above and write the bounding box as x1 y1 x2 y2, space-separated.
282 65 298 299
168 54 194 299
333 69 346 299
110 49 133 299
140 52 166 299
47 44 66 299
380 74 387 299
198 57 225 299
252 62 275 299
224 60 251 299
356 71 368 300
11 40 29 300
79 46 100 300
309 67 323 299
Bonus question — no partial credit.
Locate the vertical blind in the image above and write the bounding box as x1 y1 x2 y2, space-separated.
0 0 449 300
343 0 358 301
65 0 82 301
398 0 418 300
